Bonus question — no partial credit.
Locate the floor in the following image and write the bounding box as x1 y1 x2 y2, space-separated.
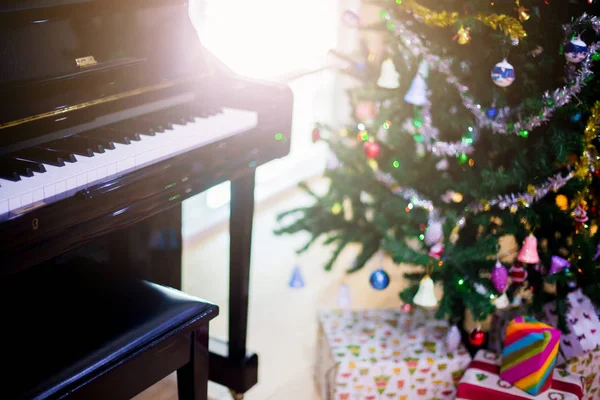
134 180 412 400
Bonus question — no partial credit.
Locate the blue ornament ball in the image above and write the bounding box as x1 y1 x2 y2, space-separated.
487 108 498 119
565 38 588 64
369 269 390 290
571 112 582 122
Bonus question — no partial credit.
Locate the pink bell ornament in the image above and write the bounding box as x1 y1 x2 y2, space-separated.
549 255 570 275
517 234 540 264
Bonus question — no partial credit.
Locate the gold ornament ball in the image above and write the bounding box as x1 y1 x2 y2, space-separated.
555 195 569 211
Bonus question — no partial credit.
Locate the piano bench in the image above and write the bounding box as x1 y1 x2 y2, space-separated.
0 260 219 400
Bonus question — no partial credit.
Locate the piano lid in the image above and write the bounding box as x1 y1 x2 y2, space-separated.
0 0 211 129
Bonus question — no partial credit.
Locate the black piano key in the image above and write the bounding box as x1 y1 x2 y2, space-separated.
92 128 134 145
135 115 173 131
12 158 46 173
162 109 193 125
114 119 157 136
0 170 20 182
189 105 222 119
0 159 34 178
76 135 116 150
36 147 77 163
190 108 210 119
16 148 67 167
45 140 95 157
62 136 106 153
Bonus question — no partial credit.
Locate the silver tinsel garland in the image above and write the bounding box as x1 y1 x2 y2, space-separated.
385 13 600 157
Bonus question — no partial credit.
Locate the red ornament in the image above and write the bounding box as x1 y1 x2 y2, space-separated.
468 326 487 347
509 261 528 285
401 303 413 313
363 141 381 159
312 128 321 143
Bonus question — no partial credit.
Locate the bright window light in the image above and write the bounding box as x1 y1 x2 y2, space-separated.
197 0 339 79
206 181 231 209
193 0 342 209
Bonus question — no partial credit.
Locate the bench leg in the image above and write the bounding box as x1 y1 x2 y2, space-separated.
177 324 210 400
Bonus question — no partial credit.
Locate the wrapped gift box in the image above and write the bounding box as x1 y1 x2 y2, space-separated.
500 316 561 396
542 289 600 364
315 308 472 400
457 350 584 399
560 347 600 400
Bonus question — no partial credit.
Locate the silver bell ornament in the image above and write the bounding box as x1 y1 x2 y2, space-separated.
404 60 429 106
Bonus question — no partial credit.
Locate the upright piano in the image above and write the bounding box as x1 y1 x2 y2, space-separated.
0 0 293 396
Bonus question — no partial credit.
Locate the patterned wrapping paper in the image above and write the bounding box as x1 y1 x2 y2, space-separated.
542 289 600 364
560 347 600 400
315 308 472 400
457 350 584 400
500 317 561 396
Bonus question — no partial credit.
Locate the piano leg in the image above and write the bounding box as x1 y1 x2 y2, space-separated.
208 171 259 395
229 172 254 361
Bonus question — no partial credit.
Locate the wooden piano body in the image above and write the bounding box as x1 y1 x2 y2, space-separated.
0 0 293 396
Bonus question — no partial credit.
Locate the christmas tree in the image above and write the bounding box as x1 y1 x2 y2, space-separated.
275 0 600 342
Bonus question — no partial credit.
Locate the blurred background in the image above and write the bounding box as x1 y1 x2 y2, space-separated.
182 0 358 239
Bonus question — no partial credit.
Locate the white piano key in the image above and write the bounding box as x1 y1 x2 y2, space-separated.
117 157 135 174
21 191 32 208
55 180 67 200
76 173 87 188
44 184 56 199
106 163 117 178
0 181 11 202
2 108 259 215
0 199 8 217
87 169 98 185
66 177 77 192
97 166 107 180
9 197 21 211
32 188 44 203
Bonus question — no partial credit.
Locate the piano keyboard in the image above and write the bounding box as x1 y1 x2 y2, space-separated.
0 107 258 218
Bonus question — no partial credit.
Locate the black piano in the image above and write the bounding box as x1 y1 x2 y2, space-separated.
0 0 293 397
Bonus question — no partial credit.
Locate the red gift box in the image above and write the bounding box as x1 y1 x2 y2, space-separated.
457 350 584 399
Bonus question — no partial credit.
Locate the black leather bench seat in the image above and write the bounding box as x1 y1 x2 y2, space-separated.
0 261 218 399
